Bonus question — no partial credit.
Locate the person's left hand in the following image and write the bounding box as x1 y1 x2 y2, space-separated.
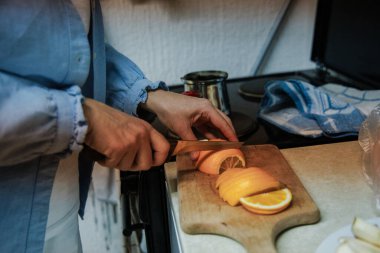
140 90 238 142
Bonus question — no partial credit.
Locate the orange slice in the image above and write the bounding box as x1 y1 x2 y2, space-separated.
239 188 292 215
216 168 246 188
218 167 283 206
196 140 245 175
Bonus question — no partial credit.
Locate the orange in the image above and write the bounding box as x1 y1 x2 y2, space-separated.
217 167 283 206
196 139 245 175
216 168 246 188
239 188 292 215
219 153 245 171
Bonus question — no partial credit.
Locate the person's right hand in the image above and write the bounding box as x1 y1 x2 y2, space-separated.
82 98 170 171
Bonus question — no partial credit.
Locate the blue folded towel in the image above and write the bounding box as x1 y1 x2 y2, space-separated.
258 80 380 138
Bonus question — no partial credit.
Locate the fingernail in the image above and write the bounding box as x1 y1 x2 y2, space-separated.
190 151 199 161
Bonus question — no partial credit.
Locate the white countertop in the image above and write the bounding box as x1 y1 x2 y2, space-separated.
164 141 378 253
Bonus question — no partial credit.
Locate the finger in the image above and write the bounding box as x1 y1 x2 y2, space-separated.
117 149 137 171
178 126 202 161
208 109 238 141
99 148 125 169
216 109 236 135
190 151 199 161
190 124 218 161
150 129 170 166
176 126 200 160
130 136 153 171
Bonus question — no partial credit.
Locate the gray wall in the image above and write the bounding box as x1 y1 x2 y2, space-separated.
102 0 317 85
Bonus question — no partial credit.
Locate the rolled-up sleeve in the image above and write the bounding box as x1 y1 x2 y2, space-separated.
0 71 87 166
105 44 168 117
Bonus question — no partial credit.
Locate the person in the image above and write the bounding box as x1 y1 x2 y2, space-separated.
0 0 238 252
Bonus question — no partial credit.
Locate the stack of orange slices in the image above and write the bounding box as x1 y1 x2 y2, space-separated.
196 139 292 215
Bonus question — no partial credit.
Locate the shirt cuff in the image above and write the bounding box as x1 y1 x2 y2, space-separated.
124 79 168 117
47 85 87 155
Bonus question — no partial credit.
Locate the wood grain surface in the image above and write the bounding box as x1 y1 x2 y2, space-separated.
176 144 320 253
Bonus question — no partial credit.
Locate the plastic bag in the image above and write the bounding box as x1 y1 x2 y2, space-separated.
358 104 380 213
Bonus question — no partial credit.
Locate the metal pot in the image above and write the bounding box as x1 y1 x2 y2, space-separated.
181 70 231 115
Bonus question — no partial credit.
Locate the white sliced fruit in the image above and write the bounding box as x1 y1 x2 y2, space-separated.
336 242 355 253
337 237 380 253
352 217 380 247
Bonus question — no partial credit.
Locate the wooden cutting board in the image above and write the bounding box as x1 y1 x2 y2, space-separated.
176 144 320 253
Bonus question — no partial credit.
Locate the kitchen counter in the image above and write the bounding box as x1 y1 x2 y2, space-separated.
164 141 378 253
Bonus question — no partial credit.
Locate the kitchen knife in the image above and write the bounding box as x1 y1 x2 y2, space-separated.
82 139 243 164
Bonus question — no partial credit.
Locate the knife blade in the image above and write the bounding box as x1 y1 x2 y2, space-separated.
168 139 244 156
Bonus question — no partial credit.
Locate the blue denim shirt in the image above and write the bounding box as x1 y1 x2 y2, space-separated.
0 0 166 252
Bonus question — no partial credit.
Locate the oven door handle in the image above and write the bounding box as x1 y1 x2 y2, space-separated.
121 171 149 236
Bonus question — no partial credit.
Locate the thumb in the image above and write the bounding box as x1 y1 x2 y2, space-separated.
150 129 170 166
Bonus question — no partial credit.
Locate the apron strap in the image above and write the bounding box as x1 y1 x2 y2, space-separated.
78 0 106 218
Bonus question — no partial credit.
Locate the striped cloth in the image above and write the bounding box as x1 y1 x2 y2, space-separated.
258 80 380 138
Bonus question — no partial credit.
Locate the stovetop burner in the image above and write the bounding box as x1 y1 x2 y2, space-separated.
229 111 258 138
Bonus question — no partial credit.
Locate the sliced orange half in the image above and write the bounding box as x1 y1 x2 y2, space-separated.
219 153 245 171
196 140 246 175
239 188 292 215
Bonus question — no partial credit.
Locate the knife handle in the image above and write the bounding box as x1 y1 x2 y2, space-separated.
82 143 176 164
168 138 179 154
83 141 178 164
166 138 180 163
